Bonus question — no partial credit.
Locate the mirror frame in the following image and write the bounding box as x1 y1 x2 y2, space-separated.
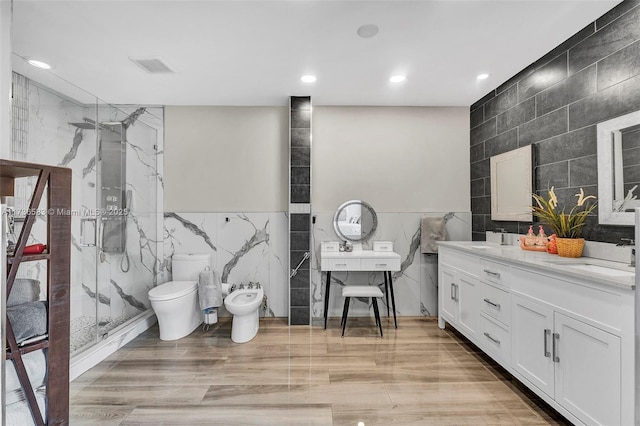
333 200 378 242
597 110 640 226
490 145 533 222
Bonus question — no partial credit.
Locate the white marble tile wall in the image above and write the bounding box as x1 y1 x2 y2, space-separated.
311 211 472 320
163 212 289 317
10 78 163 346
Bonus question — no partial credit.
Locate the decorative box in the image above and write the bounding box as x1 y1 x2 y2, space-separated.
321 241 340 252
373 241 393 252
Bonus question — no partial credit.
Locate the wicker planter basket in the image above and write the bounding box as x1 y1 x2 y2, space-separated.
556 238 585 258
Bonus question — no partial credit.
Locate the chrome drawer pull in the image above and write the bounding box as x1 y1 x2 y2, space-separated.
483 332 500 345
552 332 560 362
483 269 500 278
543 329 551 357
336 263 347 267
375 263 387 267
483 298 501 309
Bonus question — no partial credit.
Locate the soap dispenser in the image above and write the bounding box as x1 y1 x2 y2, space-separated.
525 225 536 246
536 225 547 246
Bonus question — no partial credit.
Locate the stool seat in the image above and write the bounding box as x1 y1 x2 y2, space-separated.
340 285 384 337
342 286 384 298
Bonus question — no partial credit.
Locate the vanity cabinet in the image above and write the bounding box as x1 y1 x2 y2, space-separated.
437 243 634 426
438 252 480 341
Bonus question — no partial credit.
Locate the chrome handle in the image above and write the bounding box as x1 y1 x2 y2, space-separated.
483 298 501 309
375 263 387 267
450 283 455 300
453 283 459 301
552 332 560 362
336 263 347 267
483 332 500 345
543 329 551 357
483 269 500 278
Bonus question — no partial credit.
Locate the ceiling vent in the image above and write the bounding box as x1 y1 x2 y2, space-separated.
129 57 174 74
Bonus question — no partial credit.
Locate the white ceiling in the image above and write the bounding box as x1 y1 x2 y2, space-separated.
11 0 621 107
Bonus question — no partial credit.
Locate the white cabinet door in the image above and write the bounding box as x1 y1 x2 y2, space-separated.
554 313 621 426
512 294 555 398
457 272 479 339
440 266 457 324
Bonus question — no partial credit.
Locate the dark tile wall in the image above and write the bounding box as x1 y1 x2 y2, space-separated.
289 96 311 325
470 0 639 243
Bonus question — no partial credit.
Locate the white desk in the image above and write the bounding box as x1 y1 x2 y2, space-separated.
320 250 401 329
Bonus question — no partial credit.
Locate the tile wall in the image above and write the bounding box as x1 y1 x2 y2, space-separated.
470 0 639 243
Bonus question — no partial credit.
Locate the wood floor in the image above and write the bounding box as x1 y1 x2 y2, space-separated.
70 317 571 425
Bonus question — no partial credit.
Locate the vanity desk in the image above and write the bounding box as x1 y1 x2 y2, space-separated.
320 249 401 329
437 241 635 426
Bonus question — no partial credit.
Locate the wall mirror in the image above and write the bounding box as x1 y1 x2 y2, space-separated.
490 145 533 222
597 110 640 226
333 200 378 242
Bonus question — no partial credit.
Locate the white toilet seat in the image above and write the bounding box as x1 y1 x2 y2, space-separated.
148 281 197 301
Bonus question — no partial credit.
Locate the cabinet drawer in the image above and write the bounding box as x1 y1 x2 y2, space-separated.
479 314 511 363
479 259 510 287
480 282 511 326
440 249 478 277
361 258 400 271
321 258 360 271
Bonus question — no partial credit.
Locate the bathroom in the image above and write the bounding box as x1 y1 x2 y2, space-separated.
1 0 639 424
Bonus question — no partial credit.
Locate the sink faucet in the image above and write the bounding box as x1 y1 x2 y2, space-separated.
495 228 508 245
617 238 636 267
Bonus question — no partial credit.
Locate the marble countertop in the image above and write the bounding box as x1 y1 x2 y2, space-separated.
437 241 636 291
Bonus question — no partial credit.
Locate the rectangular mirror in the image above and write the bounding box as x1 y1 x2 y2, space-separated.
597 110 640 226
490 145 532 222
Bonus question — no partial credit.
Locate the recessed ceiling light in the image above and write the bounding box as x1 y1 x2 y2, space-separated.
477 73 489 80
27 59 52 70
301 75 317 83
357 24 379 38
390 75 406 83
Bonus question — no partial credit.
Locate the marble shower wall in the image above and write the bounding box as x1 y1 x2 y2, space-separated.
10 76 163 331
311 212 471 320
163 212 289 317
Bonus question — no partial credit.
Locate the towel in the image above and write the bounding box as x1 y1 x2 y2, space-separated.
8 278 40 307
7 301 47 344
421 216 446 254
198 267 223 310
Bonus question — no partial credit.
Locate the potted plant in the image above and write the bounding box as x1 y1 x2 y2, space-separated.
531 187 597 258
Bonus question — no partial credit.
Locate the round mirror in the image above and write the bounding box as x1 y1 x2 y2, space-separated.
333 200 378 242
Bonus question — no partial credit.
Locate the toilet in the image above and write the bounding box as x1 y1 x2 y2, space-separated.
148 253 211 341
224 284 264 343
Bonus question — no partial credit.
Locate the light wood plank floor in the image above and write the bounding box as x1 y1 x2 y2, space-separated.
70 317 571 425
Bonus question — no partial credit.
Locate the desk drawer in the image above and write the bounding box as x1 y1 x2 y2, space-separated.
361 258 400 271
480 282 511 326
321 258 360 271
479 259 510 287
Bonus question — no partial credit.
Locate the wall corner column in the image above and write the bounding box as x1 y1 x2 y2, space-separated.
288 96 311 325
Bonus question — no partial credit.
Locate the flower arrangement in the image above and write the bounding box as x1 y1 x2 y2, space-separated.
531 187 597 239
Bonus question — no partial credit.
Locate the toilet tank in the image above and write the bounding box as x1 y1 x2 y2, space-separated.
172 253 212 281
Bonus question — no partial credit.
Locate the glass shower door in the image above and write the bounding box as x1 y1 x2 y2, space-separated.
93 105 158 342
